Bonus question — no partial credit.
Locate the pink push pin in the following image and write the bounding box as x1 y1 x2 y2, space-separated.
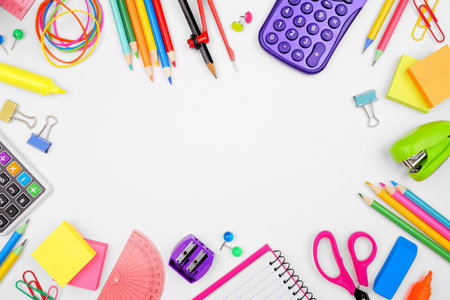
232 12 253 32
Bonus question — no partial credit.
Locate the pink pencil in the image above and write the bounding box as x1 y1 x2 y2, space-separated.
381 183 450 240
373 0 409 65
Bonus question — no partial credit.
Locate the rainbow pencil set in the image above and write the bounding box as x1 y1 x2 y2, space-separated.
360 181 450 261
109 0 175 83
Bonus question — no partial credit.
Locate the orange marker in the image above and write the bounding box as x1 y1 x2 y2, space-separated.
406 271 432 300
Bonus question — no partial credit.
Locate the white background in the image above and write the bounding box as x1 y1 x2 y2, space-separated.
0 0 449 299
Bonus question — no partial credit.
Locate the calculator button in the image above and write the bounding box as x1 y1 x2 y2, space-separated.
273 19 286 31
16 194 30 208
301 2 313 14
299 36 312 48
7 161 21 176
328 16 340 28
321 29 333 41
0 194 8 207
306 42 326 67
292 49 304 61
307 23 320 35
278 42 291 54
0 215 8 229
289 0 301 5
17 172 31 186
7 183 20 197
28 183 42 197
293 15 306 27
343 0 353 3
0 151 11 165
322 0 332 9
281 6 294 18
336 4 347 16
286 28 299 40
265 32 278 44
0 173 10 186
314 10 327 22
5 204 19 218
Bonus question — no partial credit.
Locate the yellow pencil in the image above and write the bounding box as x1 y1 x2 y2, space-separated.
363 0 395 52
0 239 26 282
135 0 159 66
366 182 450 251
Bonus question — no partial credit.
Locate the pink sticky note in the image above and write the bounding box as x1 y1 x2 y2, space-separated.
67 239 108 290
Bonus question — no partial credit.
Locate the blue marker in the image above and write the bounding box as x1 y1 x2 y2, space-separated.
0 219 29 266
143 0 172 84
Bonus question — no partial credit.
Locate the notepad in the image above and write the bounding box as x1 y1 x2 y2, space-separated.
32 221 96 287
194 244 315 300
407 45 450 108
67 239 108 291
386 55 430 113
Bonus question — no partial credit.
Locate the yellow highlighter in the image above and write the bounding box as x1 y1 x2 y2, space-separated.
0 240 26 282
363 0 396 52
135 0 159 66
0 62 65 96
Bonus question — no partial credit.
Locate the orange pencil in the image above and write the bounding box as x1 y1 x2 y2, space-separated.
124 0 153 81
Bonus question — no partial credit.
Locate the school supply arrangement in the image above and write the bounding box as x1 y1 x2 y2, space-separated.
313 231 376 300
98 229 165 300
0 0 35 20
353 89 379 128
259 0 367 74
194 244 315 299
389 121 450 181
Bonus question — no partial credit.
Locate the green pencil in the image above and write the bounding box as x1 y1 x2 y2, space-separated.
117 0 138 57
359 194 450 262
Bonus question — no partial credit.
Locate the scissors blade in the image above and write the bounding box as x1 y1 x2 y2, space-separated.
354 288 370 300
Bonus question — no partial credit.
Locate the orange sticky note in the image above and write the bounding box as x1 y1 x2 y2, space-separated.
407 45 450 108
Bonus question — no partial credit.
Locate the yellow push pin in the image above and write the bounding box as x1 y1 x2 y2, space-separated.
0 100 37 128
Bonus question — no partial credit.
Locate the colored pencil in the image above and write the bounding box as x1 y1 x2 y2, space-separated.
124 0 153 81
381 183 450 240
109 0 133 69
152 0 176 67
178 0 217 78
363 0 395 52
117 0 138 57
135 0 159 66
0 219 28 266
392 181 450 229
359 194 450 262
373 0 408 65
366 182 450 251
143 0 172 84
0 239 26 282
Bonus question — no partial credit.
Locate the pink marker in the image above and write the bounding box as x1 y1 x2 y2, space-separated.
381 183 450 240
373 0 409 65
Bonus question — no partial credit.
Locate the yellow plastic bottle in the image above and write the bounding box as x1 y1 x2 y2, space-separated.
0 62 65 95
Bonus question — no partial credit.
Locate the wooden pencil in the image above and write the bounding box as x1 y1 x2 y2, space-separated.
152 0 176 67
116 0 138 57
135 0 159 66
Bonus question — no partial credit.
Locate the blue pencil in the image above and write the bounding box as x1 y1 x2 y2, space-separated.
142 0 172 84
0 219 29 266
392 181 450 229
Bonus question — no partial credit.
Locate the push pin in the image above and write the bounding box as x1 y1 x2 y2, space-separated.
0 100 37 128
0 35 8 55
231 12 253 32
353 89 380 128
11 29 24 51
27 116 58 153
220 231 242 257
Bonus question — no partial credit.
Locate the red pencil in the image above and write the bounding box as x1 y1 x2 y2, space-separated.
152 0 176 67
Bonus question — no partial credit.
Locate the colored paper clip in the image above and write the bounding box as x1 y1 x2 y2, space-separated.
16 280 58 300
22 270 45 300
412 0 445 43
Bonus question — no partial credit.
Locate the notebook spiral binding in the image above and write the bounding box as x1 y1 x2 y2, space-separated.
270 250 317 300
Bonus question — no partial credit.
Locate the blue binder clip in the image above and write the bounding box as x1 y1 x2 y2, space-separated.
27 116 58 153
353 89 380 128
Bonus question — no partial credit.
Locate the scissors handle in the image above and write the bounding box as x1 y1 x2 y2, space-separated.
313 231 356 295
348 231 377 287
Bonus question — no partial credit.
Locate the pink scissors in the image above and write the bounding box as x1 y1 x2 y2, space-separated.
313 231 377 300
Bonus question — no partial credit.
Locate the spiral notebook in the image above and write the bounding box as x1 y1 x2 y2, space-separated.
194 244 315 300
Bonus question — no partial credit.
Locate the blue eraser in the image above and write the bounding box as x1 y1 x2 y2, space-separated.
353 89 377 107
374 236 417 299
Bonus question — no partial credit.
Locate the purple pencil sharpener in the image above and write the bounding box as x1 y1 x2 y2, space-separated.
169 234 214 283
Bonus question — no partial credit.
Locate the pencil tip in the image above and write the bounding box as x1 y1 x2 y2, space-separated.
168 77 172 84
26 218 30 224
372 60 377 66
391 180 398 186
365 181 371 185
129 64 132 70
150 75 154 82
172 61 176 67
135 52 139 59
358 193 362 198
379 182 386 187
21 239 27 245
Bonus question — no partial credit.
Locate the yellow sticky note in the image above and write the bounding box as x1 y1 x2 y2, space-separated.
386 55 430 113
32 221 96 287
407 45 450 108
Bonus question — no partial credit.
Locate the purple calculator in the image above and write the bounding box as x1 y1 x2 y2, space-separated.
259 0 367 74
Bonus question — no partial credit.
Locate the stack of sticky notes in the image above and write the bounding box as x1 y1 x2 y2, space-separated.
32 221 108 289
386 45 450 113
